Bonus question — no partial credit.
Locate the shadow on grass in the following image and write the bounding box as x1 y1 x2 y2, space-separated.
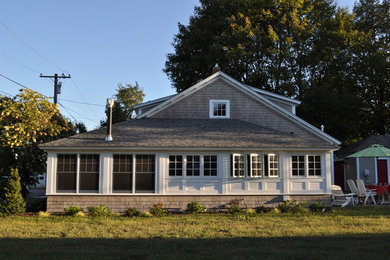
1 234 390 259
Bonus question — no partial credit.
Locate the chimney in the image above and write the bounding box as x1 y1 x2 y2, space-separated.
105 98 114 141
212 64 221 74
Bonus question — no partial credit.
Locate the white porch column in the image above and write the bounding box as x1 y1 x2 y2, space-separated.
101 153 111 194
324 152 332 193
279 153 290 198
46 151 56 195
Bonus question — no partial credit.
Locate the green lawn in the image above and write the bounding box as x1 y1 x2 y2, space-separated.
1 207 390 259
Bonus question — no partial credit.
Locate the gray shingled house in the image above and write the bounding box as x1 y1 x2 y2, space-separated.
40 71 340 212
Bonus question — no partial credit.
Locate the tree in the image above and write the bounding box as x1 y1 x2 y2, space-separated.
164 0 364 143
100 82 145 126
0 168 26 215
352 0 390 136
0 89 84 196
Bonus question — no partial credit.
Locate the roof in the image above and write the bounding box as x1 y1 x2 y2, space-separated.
336 135 390 159
346 144 390 158
139 71 340 145
245 85 301 105
133 94 177 109
40 118 337 150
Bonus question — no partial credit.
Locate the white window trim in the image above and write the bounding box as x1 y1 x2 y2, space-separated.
209 99 230 118
291 155 306 177
290 154 323 177
249 153 263 178
267 154 279 178
168 155 184 177
232 153 246 178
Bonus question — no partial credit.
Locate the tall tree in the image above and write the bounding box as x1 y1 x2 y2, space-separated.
0 89 85 196
100 82 145 126
352 0 390 136
164 0 363 143
0 168 26 215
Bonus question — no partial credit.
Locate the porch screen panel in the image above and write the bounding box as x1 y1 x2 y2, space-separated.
113 154 132 192
308 156 321 176
135 154 155 192
79 154 99 192
57 154 76 192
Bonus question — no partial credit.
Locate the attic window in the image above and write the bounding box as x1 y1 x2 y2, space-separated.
209 100 230 118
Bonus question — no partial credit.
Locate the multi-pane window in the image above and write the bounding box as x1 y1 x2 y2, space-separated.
232 154 245 177
213 103 226 117
204 155 218 176
57 154 77 192
186 155 200 176
268 154 278 177
169 155 183 176
209 100 230 118
113 154 132 192
79 154 99 192
308 156 321 176
292 156 305 176
250 154 263 177
135 154 155 192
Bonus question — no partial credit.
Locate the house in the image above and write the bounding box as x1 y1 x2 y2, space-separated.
334 135 390 190
40 71 340 212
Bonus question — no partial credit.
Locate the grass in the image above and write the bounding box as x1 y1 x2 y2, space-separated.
1 206 390 259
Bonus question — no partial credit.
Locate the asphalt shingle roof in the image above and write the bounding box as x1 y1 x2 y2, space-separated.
40 118 335 149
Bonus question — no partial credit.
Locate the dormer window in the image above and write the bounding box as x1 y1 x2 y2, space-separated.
209 100 230 118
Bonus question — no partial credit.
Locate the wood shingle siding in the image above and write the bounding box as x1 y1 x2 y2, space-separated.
151 79 317 141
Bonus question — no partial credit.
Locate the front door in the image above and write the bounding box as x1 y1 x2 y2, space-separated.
377 159 388 184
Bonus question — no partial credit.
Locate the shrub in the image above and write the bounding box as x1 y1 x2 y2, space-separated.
38 211 51 217
87 205 111 217
0 168 26 215
125 208 140 217
270 208 281 214
26 198 46 212
228 200 242 214
74 211 86 217
278 200 308 214
110 212 120 217
245 208 256 215
309 202 327 212
139 211 153 217
149 203 168 217
255 205 268 213
64 206 83 216
186 201 206 214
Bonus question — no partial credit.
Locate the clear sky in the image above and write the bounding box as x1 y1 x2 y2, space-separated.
1 0 356 130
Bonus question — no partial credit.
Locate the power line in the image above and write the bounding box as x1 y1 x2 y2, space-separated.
58 102 100 124
58 102 79 123
40 73 71 104
0 72 50 98
0 90 13 97
0 21 68 73
0 51 41 74
59 98 105 107
70 78 100 120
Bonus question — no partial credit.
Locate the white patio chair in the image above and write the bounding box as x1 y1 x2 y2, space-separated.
347 179 361 204
356 179 377 205
331 185 355 207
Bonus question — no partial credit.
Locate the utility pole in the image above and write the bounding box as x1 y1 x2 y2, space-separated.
40 73 71 104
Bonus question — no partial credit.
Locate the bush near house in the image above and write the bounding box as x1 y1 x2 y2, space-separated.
149 203 168 216
186 201 206 214
125 208 140 217
0 168 26 215
64 206 83 216
87 205 111 217
278 200 308 214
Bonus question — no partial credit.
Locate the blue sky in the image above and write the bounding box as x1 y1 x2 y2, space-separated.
1 0 356 130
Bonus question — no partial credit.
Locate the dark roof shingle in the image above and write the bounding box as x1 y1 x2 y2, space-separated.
40 118 336 149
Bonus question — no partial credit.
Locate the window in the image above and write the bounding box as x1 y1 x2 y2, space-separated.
268 154 278 177
233 154 277 178
292 156 305 176
169 155 183 176
232 154 245 177
113 154 132 192
250 154 263 177
308 155 321 176
57 154 76 192
135 154 155 192
209 100 230 118
204 155 217 176
79 154 99 192
186 155 200 176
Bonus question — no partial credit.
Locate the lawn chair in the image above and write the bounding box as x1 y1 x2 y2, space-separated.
356 179 377 205
347 179 361 204
331 185 355 207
